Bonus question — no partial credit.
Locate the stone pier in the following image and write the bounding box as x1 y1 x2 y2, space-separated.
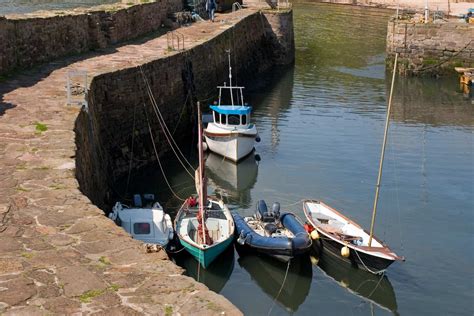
0 1 294 314
386 19 474 75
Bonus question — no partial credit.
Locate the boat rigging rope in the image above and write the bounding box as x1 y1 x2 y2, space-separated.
139 65 195 180
354 248 384 275
267 259 291 316
172 90 191 136
144 104 186 201
389 125 404 253
125 104 138 195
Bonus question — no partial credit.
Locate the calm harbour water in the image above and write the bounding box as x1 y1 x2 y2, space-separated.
124 3 474 315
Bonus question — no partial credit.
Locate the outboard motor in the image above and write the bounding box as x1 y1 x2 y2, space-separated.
272 202 280 219
256 200 276 223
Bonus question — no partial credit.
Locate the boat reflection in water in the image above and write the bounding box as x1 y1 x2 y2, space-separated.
205 152 259 208
311 248 398 314
173 245 235 293
236 247 312 313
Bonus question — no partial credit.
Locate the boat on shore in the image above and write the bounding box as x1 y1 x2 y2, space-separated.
203 51 260 162
109 194 174 248
233 200 311 262
174 103 235 268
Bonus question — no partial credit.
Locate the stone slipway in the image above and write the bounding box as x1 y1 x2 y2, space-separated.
0 6 291 315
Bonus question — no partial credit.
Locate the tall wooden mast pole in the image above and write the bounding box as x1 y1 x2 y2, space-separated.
368 53 398 247
197 102 207 244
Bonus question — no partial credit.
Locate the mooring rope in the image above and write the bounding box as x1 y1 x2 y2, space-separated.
125 104 138 195
142 69 195 178
267 258 291 316
139 65 195 179
354 248 384 275
144 104 186 201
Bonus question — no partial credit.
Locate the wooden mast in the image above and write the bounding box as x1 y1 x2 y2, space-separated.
197 102 210 245
368 53 398 247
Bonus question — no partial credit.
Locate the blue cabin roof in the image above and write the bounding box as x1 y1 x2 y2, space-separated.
210 105 252 115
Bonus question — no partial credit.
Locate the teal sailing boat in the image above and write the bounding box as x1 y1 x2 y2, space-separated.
174 103 235 268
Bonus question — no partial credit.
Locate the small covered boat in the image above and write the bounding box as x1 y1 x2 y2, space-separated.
304 200 404 274
175 103 235 269
109 194 174 248
233 200 311 262
204 52 259 162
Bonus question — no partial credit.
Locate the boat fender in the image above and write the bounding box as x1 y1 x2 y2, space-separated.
255 135 261 142
237 231 247 245
272 202 280 219
310 256 319 265
187 196 197 207
255 154 261 162
341 245 350 258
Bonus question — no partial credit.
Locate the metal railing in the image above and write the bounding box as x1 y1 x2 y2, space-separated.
232 2 243 12
166 30 185 51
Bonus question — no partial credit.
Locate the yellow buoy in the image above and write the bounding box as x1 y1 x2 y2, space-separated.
341 245 350 258
310 230 320 240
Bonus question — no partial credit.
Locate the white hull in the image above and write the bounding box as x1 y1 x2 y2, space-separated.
204 124 257 162
109 201 174 247
205 134 255 162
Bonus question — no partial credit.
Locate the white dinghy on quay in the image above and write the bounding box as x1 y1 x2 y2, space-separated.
204 51 260 162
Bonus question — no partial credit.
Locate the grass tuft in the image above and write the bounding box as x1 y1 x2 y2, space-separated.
35 122 48 133
79 289 105 303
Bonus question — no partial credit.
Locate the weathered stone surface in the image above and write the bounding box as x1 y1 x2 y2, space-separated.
0 276 36 305
0 0 183 76
3 305 46 316
386 20 474 75
57 265 107 297
42 296 81 314
0 1 292 314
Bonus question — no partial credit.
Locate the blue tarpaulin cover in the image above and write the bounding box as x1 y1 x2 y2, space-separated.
210 105 252 115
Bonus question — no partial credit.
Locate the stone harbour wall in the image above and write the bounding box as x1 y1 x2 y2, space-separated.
386 20 474 75
0 0 182 76
76 10 295 209
0 3 294 313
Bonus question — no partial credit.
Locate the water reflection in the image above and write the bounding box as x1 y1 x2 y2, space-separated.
173 245 235 293
311 248 398 314
391 77 474 128
251 67 294 153
236 248 313 313
205 152 258 208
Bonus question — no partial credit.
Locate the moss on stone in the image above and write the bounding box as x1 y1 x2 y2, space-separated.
21 252 34 259
108 284 120 292
164 305 173 316
35 122 48 133
422 58 438 66
98 256 111 265
79 289 105 303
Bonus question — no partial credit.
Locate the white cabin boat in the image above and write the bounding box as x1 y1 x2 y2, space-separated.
203 52 259 162
109 194 174 247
